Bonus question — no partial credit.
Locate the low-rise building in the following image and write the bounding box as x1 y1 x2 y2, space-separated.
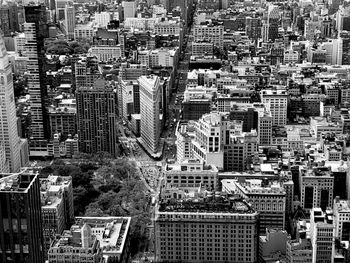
48 217 131 263
48 224 104 263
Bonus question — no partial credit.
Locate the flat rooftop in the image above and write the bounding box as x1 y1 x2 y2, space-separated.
0 173 38 192
166 160 217 172
222 179 286 195
158 194 255 214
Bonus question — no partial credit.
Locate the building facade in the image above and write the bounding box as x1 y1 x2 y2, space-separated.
76 79 119 156
0 173 45 263
165 160 218 189
260 89 288 126
0 32 24 172
139 75 161 154
222 179 286 234
155 195 259 263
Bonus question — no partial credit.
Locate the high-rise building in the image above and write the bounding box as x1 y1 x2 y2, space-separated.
75 56 101 89
139 75 161 154
310 208 335 263
300 167 334 213
333 198 350 241
222 179 286 234
0 32 25 173
76 79 119 156
0 3 20 36
258 111 273 145
48 107 77 140
40 175 74 252
0 7 10 36
182 86 212 121
223 130 258 172
24 22 46 140
0 172 45 263
24 5 50 142
175 112 254 170
155 192 259 263
64 3 75 40
117 63 147 119
246 17 261 41
340 31 350 65
260 89 288 126
320 38 343 65
118 78 139 120
175 121 195 163
0 142 8 172
229 105 259 133
56 0 68 21
122 1 136 19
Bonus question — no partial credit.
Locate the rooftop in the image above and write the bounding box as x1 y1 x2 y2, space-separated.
166 159 218 172
74 217 131 255
334 200 350 212
0 172 38 192
222 179 286 195
158 193 256 214
40 175 72 191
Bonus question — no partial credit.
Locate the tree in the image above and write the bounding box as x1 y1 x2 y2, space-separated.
85 203 106 217
73 186 89 215
45 40 73 55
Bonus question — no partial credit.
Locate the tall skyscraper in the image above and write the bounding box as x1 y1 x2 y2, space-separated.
24 23 45 140
76 79 119 156
24 6 50 143
0 32 23 172
0 142 8 172
139 75 161 154
0 173 45 263
64 3 75 40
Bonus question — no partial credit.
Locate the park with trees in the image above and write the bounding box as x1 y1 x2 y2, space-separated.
41 154 151 255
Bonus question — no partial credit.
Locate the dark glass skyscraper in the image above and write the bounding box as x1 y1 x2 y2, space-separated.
24 5 50 141
0 173 44 263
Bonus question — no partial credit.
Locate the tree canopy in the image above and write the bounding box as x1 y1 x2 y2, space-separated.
44 39 91 55
41 155 151 255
